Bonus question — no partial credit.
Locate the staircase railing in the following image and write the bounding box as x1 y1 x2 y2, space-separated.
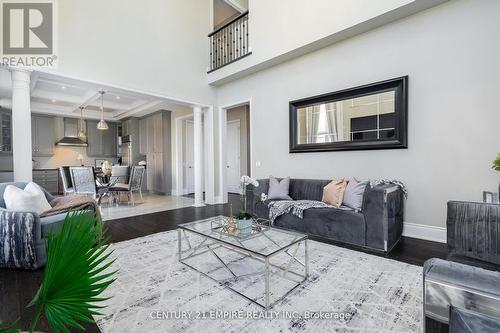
208 11 250 73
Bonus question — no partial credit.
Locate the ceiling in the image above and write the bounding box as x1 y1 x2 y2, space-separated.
0 69 196 121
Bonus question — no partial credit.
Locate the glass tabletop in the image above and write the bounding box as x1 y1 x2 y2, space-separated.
178 216 307 257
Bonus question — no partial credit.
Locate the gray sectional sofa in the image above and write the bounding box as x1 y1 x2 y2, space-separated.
423 201 500 332
247 178 405 252
0 182 68 269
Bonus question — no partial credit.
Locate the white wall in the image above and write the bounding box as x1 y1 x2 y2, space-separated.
56 0 215 105
216 0 500 229
207 0 447 84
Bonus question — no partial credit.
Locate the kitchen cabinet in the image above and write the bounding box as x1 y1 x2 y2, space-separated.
32 115 55 157
121 121 128 137
139 112 171 194
146 116 155 153
153 113 163 153
33 169 59 194
86 121 117 157
0 111 12 154
153 152 164 192
139 118 147 155
0 171 13 182
102 124 117 156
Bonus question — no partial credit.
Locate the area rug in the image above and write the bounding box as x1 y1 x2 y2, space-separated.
94 221 423 333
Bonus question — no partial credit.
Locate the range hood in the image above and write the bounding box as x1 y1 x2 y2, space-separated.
55 118 88 147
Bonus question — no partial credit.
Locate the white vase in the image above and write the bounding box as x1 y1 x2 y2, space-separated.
236 218 252 233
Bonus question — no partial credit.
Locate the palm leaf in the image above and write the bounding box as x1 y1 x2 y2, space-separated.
28 211 116 333
0 320 20 333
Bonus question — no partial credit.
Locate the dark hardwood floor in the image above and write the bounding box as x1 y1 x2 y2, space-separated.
0 194 447 332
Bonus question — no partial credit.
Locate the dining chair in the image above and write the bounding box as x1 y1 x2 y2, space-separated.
110 166 145 206
69 166 99 199
110 165 129 185
59 166 74 195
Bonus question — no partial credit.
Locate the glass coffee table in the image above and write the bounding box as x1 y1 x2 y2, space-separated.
178 216 309 309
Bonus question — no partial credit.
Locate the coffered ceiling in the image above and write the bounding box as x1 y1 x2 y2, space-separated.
0 69 198 121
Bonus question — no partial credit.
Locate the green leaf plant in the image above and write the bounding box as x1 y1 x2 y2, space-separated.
493 153 500 171
1 210 116 333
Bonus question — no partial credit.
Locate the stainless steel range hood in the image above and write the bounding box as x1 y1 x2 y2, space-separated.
55 118 88 147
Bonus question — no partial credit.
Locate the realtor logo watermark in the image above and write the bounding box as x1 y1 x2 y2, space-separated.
1 0 58 68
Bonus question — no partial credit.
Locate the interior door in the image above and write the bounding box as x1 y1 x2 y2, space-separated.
226 120 241 193
185 121 195 194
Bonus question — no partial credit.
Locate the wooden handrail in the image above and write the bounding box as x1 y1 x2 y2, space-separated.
208 11 249 37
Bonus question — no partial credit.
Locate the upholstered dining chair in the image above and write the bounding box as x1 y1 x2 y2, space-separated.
59 166 74 195
110 165 145 206
69 166 99 199
110 165 129 184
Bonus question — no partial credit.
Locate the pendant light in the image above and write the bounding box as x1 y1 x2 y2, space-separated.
96 90 109 130
77 106 87 139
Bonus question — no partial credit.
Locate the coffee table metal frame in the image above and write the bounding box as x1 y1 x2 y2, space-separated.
178 218 309 309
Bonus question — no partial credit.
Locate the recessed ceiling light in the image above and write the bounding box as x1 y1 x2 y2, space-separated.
51 99 57 103
61 86 66 90
116 95 121 100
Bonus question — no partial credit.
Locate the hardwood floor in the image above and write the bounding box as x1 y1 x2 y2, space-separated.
0 195 447 332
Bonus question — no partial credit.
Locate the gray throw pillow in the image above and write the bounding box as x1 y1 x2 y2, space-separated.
267 176 292 200
343 178 369 211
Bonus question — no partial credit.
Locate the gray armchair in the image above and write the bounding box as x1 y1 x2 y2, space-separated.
0 182 65 269
423 201 500 332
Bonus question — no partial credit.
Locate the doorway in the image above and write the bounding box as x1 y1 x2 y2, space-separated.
185 120 195 194
226 104 250 194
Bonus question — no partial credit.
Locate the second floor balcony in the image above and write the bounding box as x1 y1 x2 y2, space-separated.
208 11 250 73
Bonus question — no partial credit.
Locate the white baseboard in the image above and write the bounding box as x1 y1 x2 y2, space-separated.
403 222 446 243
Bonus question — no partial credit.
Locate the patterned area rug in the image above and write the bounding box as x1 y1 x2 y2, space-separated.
94 225 423 333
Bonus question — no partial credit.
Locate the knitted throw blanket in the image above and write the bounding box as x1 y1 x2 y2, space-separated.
42 195 102 223
0 210 37 269
268 200 333 223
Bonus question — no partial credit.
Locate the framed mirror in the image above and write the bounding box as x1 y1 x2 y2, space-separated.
289 76 407 152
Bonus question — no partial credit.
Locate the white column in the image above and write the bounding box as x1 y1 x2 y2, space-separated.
11 69 33 182
193 106 205 207
204 106 215 204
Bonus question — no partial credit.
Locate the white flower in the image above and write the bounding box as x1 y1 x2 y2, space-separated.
240 175 259 187
260 193 268 202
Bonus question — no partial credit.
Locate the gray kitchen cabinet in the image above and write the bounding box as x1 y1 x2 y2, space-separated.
102 124 117 156
86 120 102 157
141 111 171 194
33 169 59 194
32 115 55 157
87 121 117 157
0 111 12 154
0 171 13 182
146 152 154 190
146 116 155 154
139 118 147 155
153 113 163 153
153 152 164 192
122 120 130 137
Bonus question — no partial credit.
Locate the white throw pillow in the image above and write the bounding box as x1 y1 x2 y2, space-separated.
4 182 52 215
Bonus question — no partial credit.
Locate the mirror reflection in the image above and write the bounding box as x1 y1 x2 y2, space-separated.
296 91 396 144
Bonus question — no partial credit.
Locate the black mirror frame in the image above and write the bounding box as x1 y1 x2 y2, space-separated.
289 76 408 153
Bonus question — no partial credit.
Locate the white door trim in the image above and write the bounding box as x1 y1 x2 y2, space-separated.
217 99 252 204
173 114 193 196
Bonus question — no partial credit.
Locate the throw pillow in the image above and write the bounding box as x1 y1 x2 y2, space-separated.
322 178 347 208
267 176 292 200
343 178 369 211
4 182 52 215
